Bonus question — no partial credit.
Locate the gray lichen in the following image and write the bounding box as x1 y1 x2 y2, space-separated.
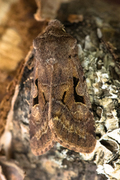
77 31 120 179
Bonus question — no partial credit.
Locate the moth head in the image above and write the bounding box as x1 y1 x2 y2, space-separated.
47 19 65 33
48 20 64 29
33 20 66 51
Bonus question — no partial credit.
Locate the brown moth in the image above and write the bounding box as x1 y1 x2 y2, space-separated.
30 20 96 156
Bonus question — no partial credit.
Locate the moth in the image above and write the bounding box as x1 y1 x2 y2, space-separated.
29 20 96 156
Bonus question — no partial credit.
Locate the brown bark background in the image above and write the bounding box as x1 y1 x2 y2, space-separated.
0 0 120 180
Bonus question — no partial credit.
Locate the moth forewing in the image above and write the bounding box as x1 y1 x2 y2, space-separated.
29 19 96 156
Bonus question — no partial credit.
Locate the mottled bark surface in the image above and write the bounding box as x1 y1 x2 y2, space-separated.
0 0 120 180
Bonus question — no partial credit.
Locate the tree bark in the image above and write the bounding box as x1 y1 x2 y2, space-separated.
0 0 120 179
